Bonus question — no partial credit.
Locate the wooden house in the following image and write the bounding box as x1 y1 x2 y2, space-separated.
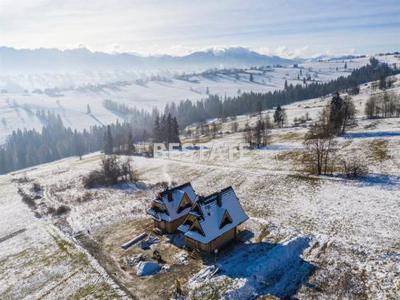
147 183 197 233
178 186 248 253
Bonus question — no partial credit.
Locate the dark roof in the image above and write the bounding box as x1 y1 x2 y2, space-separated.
198 186 233 205
178 186 248 244
159 182 193 197
148 182 197 222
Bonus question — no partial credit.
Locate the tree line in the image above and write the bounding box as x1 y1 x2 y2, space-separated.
365 91 400 119
0 58 398 174
165 58 398 128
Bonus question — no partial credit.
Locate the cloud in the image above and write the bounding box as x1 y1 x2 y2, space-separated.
0 0 399 55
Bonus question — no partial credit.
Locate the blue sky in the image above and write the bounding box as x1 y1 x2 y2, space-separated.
0 0 399 57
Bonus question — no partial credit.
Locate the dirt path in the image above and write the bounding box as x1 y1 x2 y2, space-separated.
76 234 137 299
0 228 26 244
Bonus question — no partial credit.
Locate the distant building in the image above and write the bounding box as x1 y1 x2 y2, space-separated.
147 183 197 233
178 187 248 253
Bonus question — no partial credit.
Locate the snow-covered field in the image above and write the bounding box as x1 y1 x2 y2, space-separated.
1 55 398 144
1 75 400 298
0 174 126 299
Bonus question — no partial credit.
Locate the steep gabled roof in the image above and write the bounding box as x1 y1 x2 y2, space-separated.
179 186 248 244
147 182 197 222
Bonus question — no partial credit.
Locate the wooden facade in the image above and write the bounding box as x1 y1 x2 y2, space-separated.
184 227 237 253
153 214 188 233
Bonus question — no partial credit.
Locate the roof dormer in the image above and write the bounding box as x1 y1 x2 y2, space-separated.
219 210 233 229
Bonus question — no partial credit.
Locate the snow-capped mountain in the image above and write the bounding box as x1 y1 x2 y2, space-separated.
0 46 295 73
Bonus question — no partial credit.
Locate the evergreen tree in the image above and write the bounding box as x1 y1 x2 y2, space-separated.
104 125 113 155
86 104 91 114
379 76 387 90
273 106 286 128
153 115 161 142
166 113 173 143
327 93 356 135
73 130 84 160
127 132 135 154
171 117 181 143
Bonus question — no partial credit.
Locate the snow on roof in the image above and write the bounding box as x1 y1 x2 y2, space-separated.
147 182 197 222
179 187 248 244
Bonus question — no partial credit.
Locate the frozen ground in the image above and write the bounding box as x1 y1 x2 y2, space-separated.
0 174 126 299
1 75 400 299
1 54 399 144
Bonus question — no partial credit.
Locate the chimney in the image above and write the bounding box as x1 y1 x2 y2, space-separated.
167 189 173 202
216 193 222 207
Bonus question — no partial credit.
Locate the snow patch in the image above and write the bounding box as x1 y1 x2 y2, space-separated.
136 261 161 276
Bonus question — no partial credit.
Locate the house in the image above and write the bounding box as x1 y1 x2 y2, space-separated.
147 183 197 233
178 186 248 253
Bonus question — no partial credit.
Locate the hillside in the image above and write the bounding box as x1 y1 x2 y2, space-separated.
1 78 399 299
1 54 398 144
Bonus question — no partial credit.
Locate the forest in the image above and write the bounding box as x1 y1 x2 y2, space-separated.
166 58 399 128
0 58 398 174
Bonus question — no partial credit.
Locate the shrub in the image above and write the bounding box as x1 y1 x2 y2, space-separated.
83 156 139 188
17 188 36 208
32 182 42 193
77 192 94 203
341 158 369 179
83 170 106 188
11 176 31 183
54 205 71 216
47 206 56 215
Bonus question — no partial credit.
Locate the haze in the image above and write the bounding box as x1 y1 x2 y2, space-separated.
1 0 400 57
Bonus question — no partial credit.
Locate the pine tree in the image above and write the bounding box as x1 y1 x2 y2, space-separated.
379 76 387 90
329 92 344 135
273 105 286 128
86 104 91 114
153 115 161 142
249 73 254 82
160 114 167 143
73 130 84 160
171 117 181 144
104 125 113 155
166 113 173 143
127 132 135 154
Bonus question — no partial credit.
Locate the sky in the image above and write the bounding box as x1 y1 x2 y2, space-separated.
0 0 400 57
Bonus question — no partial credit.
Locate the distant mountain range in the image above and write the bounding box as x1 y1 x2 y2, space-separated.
0 46 295 73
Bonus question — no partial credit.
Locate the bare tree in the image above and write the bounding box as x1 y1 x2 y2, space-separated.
231 121 239 133
340 157 368 179
341 96 357 134
304 115 337 175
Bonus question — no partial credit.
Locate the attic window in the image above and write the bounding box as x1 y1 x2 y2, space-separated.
177 194 192 214
190 220 205 236
183 216 194 226
177 203 191 214
192 203 203 217
219 210 233 229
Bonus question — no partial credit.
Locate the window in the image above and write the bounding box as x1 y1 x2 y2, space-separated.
177 194 192 214
190 220 205 236
219 210 232 229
